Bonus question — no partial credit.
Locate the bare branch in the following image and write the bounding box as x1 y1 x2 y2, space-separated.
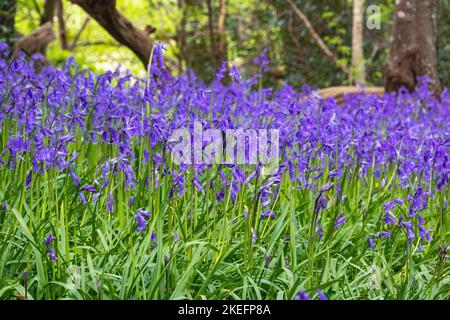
69 0 154 67
14 21 56 54
69 16 90 50
286 0 348 75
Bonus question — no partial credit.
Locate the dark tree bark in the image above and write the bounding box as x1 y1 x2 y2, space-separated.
385 0 441 93
206 0 227 70
37 0 56 54
206 0 218 68
56 0 68 50
69 0 155 68
40 0 56 25
176 0 188 74
0 0 17 47
217 0 227 60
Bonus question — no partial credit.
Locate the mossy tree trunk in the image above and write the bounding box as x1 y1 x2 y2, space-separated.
385 0 441 93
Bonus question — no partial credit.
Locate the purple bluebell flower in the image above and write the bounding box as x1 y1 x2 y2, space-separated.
216 191 225 202
68 167 81 187
48 248 57 262
151 232 157 250
81 185 96 192
295 290 310 300
215 62 228 81
384 212 396 225
314 194 327 214
316 226 323 240
334 213 347 230
317 290 328 300
260 210 276 219
401 221 415 243
107 193 114 213
417 215 432 242
230 65 241 83
152 42 167 69
374 231 391 239
44 233 55 246
253 48 269 72
192 176 203 192
135 209 151 232
367 237 375 250
264 253 270 267
78 192 87 205
408 187 427 216
129 196 136 207
384 199 404 212
319 181 333 192
25 172 32 188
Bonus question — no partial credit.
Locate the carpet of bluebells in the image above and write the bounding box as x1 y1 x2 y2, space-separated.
0 43 449 300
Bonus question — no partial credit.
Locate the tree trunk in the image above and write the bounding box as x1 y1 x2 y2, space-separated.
351 0 365 85
0 0 17 47
56 0 68 50
218 0 227 57
385 0 440 93
176 0 187 74
40 0 56 25
69 0 154 68
206 0 218 68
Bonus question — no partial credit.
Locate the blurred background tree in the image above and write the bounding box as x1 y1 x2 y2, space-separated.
3 0 449 89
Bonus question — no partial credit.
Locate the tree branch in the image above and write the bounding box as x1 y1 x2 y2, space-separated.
69 16 90 50
286 0 348 75
14 21 56 54
56 0 68 50
69 0 154 67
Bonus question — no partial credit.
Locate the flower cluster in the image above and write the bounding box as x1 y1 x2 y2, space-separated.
0 43 448 269
44 233 57 262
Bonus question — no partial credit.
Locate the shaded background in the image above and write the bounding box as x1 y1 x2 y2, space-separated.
2 0 449 88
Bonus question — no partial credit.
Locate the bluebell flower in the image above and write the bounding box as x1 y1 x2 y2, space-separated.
295 290 310 300
44 233 55 246
334 213 347 230
252 228 257 244
316 226 323 240
384 212 396 225
135 209 151 232
319 181 333 192
107 193 114 213
151 232 157 250
230 65 241 83
367 237 375 250
401 221 415 243
81 185 96 192
317 290 328 300
48 248 57 262
264 253 270 267
25 171 32 188
78 192 87 205
215 62 228 81
260 210 276 219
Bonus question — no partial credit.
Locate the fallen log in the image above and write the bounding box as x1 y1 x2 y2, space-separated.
14 22 56 54
318 86 385 103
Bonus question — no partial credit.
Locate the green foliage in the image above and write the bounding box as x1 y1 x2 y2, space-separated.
9 0 450 88
0 129 448 299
